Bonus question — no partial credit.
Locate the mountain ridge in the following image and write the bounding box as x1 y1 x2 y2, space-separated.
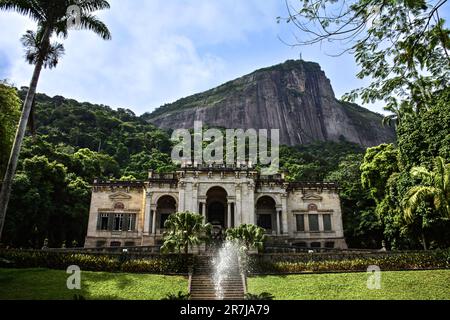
144 59 396 147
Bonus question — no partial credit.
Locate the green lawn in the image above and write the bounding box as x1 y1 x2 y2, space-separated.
248 270 450 300
0 268 188 300
2 268 449 300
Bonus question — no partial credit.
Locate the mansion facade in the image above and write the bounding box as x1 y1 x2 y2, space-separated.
85 167 347 249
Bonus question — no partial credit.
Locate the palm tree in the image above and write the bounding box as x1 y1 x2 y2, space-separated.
403 157 450 250
0 0 111 239
226 224 266 252
161 212 212 255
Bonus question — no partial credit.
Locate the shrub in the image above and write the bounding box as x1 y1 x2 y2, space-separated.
245 292 275 300
121 255 191 274
248 249 450 274
0 250 192 274
161 291 191 300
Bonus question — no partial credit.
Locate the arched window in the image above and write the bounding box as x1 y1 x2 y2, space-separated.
308 203 318 211
114 202 125 210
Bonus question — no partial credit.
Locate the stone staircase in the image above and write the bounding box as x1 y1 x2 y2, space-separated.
189 255 245 300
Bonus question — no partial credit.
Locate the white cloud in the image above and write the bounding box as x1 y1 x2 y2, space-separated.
0 0 281 114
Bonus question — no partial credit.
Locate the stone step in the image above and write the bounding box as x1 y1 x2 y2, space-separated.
191 281 243 284
190 254 245 301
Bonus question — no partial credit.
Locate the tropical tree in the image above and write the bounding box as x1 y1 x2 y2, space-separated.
0 0 111 239
0 82 21 178
403 157 450 249
361 144 399 203
161 212 212 255
226 224 266 252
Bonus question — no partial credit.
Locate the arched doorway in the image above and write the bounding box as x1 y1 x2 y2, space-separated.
256 196 277 233
206 187 227 228
156 195 177 231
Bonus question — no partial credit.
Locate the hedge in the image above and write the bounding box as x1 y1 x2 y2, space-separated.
0 250 192 274
248 250 450 274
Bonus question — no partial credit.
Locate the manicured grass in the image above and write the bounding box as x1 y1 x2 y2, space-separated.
248 270 450 300
0 268 188 300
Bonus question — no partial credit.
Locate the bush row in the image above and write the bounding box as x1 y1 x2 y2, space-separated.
248 250 450 274
0 250 192 274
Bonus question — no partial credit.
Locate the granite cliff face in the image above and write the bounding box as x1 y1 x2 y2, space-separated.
145 60 395 147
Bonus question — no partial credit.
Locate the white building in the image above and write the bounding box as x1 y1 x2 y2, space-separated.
85 167 347 249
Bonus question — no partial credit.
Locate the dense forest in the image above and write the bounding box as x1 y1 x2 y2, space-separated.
0 84 449 250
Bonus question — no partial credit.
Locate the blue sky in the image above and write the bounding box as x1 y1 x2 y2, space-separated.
0 0 448 116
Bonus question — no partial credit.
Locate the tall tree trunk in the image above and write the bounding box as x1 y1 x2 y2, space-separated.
421 231 428 251
0 28 50 240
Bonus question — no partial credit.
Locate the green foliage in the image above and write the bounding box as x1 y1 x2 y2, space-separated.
249 250 450 274
2 91 175 248
0 82 21 177
161 212 212 255
281 140 364 181
120 256 192 274
226 224 266 252
397 88 450 169
404 157 450 221
161 291 191 300
245 292 274 300
361 144 399 203
283 0 449 123
0 250 192 274
326 154 382 248
4 155 91 248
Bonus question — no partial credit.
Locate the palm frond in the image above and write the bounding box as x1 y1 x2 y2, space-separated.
0 0 44 21
78 0 110 12
20 30 65 69
403 186 439 222
410 166 432 182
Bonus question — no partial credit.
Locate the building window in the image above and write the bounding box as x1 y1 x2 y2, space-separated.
114 214 124 231
125 241 135 247
110 241 121 247
323 214 332 231
293 242 307 248
310 242 321 248
100 214 109 230
325 242 335 249
296 215 305 232
308 214 319 232
127 214 135 231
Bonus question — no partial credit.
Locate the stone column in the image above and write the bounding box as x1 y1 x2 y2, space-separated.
152 209 157 235
192 183 198 213
227 202 232 228
178 182 186 212
143 192 151 235
235 184 242 226
276 211 281 235
281 194 288 235
247 182 256 225
200 202 206 221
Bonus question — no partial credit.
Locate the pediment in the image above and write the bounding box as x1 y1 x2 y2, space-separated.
109 192 132 200
302 193 323 201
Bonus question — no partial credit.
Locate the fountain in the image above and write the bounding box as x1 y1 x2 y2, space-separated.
212 241 244 299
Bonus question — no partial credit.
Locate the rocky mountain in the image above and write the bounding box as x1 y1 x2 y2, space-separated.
144 60 396 147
